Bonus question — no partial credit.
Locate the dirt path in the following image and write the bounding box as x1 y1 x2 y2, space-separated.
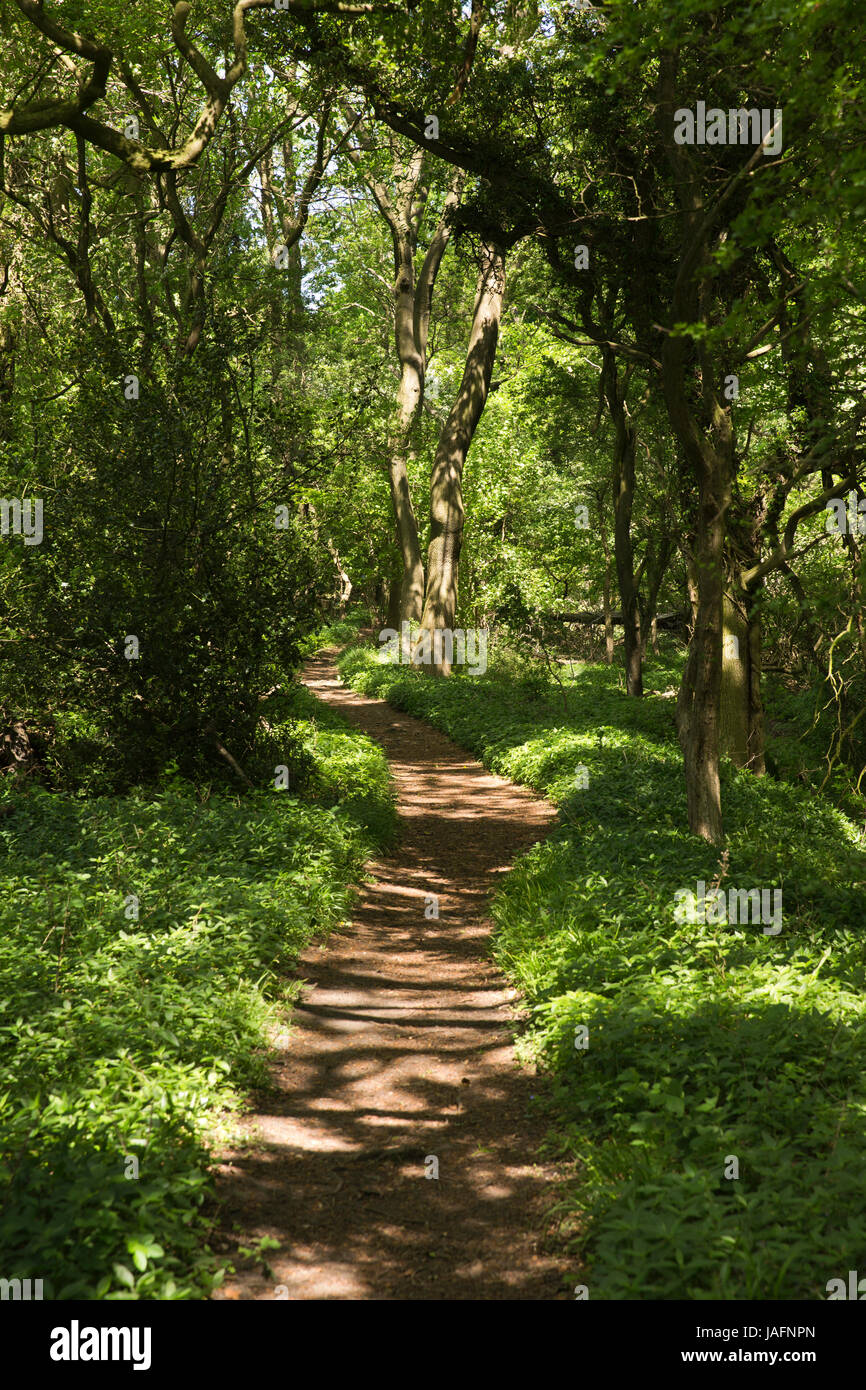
212 651 567 1299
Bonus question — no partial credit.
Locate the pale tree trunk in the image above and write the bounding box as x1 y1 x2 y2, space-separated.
340 6 485 631
388 312 426 628
746 600 766 775
346 125 464 632
596 489 615 664
614 429 642 696
720 589 749 767
386 541 403 629
325 539 353 610
602 565 615 664
390 170 464 630
720 576 766 774
418 243 505 673
383 151 427 629
721 493 767 774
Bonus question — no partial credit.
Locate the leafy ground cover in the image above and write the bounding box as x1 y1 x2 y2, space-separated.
0 683 395 1298
338 639 866 1299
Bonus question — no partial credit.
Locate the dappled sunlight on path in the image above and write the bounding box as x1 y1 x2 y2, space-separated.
212 651 566 1299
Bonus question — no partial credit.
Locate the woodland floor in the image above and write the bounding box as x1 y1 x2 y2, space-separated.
211 649 569 1299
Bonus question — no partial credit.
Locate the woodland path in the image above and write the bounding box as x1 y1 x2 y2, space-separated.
212 650 567 1299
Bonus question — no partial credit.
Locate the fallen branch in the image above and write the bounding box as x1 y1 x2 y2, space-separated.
203 723 255 788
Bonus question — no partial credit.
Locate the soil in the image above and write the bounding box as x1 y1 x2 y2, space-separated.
211 650 569 1299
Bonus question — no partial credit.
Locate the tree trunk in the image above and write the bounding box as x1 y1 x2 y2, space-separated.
638 535 674 660
720 588 749 767
347 140 463 630
602 562 615 664
386 544 403 630
675 443 729 844
418 243 505 672
684 541 699 628
326 539 353 611
720 578 766 774
596 490 615 664
388 251 426 628
663 334 731 844
602 349 642 696
745 596 766 776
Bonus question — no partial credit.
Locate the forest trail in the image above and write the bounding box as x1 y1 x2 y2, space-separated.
212 650 566 1299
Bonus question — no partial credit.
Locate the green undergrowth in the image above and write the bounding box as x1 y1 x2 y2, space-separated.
298 608 372 656
338 640 866 1300
0 682 395 1299
762 676 866 823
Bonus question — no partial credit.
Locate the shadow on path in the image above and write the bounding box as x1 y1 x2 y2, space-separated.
212 651 568 1299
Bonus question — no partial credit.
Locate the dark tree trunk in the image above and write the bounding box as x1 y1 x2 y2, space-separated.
603 349 643 696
